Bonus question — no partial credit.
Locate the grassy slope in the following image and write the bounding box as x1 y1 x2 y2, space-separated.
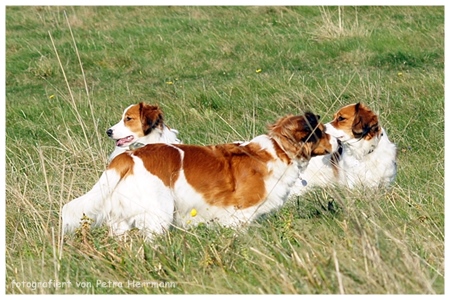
5 6 444 294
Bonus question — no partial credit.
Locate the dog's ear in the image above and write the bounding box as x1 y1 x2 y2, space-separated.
300 112 322 143
352 103 379 139
140 103 163 135
269 113 324 160
269 115 295 140
271 115 304 143
270 113 321 144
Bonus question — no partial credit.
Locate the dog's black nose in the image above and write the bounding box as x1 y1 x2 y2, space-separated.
106 128 113 137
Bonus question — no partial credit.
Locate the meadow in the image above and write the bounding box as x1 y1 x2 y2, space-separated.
5 6 444 294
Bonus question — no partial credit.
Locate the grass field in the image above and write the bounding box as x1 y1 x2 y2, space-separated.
5 6 444 294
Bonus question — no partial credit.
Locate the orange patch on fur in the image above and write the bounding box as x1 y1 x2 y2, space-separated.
123 104 145 137
123 103 163 137
271 139 291 164
108 152 134 178
129 142 273 208
132 144 182 187
178 143 273 209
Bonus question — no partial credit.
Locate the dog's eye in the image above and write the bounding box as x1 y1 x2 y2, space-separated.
125 116 132 121
337 116 345 122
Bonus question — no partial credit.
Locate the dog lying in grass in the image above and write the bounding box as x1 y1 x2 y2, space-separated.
62 112 337 239
290 103 397 196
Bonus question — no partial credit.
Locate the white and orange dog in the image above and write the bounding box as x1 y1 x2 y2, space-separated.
106 102 180 161
290 103 397 196
62 112 338 238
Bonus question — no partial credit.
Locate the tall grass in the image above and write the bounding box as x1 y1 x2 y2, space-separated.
5 6 444 294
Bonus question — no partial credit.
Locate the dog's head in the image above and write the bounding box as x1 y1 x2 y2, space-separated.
269 112 339 162
106 102 164 147
326 103 381 142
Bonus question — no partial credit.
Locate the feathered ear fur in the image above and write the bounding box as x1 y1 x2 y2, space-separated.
268 113 322 160
139 103 163 135
301 112 322 143
352 103 380 139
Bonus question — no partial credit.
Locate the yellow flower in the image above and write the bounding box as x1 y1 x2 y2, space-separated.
190 208 197 217
256 69 262 73
397 72 403 77
49 94 55 99
166 81 173 85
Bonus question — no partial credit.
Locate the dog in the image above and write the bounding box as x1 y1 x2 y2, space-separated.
290 103 397 196
106 102 180 161
62 112 338 239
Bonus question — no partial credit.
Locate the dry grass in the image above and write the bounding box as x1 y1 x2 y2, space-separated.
5 6 444 294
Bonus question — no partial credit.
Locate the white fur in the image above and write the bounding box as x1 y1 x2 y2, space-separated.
290 123 397 197
62 155 175 239
289 154 337 196
327 126 397 188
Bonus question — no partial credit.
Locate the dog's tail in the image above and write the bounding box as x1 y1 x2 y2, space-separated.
61 155 133 236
